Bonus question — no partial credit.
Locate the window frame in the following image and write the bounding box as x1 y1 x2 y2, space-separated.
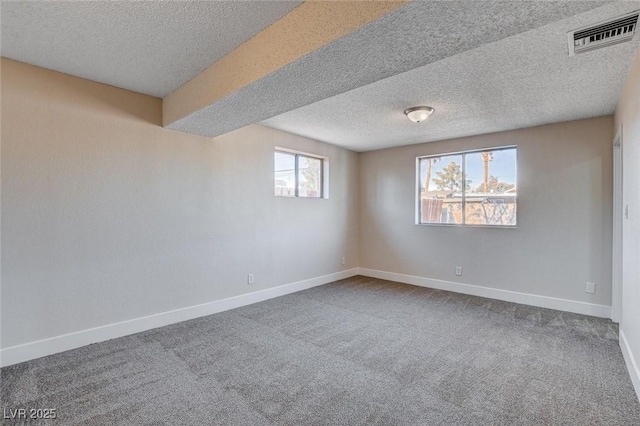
274 147 328 199
416 145 517 228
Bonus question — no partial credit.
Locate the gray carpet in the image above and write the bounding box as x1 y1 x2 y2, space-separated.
2 276 639 425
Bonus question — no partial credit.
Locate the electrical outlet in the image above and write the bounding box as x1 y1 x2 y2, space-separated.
585 282 595 294
341 256 346 265
455 266 462 276
248 273 254 285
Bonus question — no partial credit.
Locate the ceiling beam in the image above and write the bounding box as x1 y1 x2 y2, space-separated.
162 0 409 130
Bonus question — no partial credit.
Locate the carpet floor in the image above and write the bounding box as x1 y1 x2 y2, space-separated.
2 276 639 425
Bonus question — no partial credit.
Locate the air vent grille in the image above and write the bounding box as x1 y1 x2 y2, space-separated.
568 11 639 55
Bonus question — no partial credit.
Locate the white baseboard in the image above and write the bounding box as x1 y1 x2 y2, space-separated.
620 330 640 401
0 267 613 368
357 268 612 318
0 268 359 368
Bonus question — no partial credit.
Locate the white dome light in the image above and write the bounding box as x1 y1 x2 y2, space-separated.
404 106 435 123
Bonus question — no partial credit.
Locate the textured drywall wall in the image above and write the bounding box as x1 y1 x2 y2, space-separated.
615 47 640 386
359 117 613 306
0 59 359 348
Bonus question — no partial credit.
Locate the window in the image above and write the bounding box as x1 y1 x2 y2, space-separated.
274 149 325 198
417 146 517 226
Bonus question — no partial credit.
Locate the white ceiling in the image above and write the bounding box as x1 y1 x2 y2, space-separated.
169 1 615 138
0 0 302 97
261 1 640 151
2 1 639 152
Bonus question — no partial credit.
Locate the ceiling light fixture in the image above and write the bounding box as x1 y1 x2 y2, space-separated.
404 106 434 123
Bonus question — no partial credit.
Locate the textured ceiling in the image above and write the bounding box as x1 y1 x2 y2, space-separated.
3 0 639 152
262 2 640 151
168 1 611 138
0 0 302 97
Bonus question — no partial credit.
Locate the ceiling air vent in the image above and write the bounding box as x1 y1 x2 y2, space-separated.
568 11 639 56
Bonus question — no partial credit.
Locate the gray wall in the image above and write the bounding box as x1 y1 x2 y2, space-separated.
1 59 359 348
0 57 617 356
359 116 613 306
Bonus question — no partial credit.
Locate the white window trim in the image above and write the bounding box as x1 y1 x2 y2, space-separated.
275 147 329 199
415 145 517 227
